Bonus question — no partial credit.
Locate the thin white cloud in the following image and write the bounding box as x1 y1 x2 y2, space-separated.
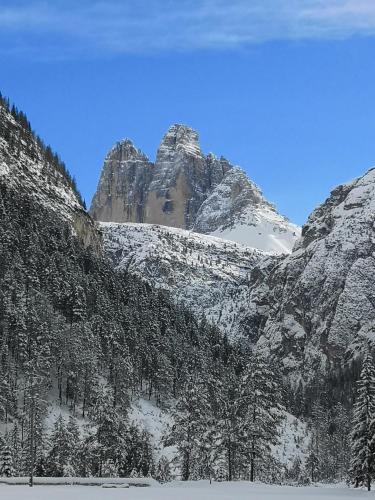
1 0 375 59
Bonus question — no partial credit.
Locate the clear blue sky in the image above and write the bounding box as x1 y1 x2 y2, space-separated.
1 1 375 225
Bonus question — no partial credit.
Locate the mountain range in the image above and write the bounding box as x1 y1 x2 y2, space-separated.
90 124 300 254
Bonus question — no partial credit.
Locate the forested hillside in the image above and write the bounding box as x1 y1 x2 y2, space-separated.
0 179 247 477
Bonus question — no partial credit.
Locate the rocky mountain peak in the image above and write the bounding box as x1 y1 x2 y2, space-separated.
107 138 149 163
156 124 202 161
91 125 300 253
296 167 375 250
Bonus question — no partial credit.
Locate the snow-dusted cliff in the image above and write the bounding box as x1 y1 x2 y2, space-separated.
91 125 300 254
247 168 375 381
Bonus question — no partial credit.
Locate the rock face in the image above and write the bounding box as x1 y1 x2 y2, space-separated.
91 124 300 254
247 168 375 382
193 167 300 253
90 139 153 223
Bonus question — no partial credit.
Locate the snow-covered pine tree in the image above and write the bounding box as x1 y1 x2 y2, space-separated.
9 424 21 475
101 459 119 478
88 382 127 476
155 456 172 483
165 377 210 480
305 445 319 483
214 365 244 481
240 353 283 482
47 415 71 476
138 429 154 477
350 350 375 490
197 419 221 483
66 414 80 474
0 443 15 477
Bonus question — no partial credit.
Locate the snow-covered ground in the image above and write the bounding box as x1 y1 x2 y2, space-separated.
210 205 300 254
0 481 369 500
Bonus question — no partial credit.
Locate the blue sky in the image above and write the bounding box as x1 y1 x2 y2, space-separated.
1 0 375 224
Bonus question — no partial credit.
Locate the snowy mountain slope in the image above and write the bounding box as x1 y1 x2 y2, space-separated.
100 222 265 338
91 125 300 253
273 412 310 470
129 398 176 464
246 167 375 382
194 168 300 253
0 104 79 218
0 99 99 249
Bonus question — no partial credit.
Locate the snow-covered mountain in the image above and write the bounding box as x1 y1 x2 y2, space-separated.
247 167 375 383
193 167 300 253
0 98 99 250
91 125 300 254
100 221 264 338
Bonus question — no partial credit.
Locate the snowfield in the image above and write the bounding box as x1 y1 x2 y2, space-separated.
0 481 370 500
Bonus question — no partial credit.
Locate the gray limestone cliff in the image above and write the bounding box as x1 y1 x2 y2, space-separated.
91 124 231 230
245 168 375 382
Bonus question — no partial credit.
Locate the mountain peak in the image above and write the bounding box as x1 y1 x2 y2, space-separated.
107 138 149 163
157 123 202 160
91 127 300 252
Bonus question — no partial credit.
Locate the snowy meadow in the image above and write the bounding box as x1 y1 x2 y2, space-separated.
0 481 371 500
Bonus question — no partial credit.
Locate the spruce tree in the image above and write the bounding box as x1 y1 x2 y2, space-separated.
240 353 283 482
165 377 209 480
155 456 172 483
350 351 375 490
0 443 15 477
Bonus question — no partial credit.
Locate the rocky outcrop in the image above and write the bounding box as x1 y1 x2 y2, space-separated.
90 139 153 223
90 125 299 253
246 168 375 382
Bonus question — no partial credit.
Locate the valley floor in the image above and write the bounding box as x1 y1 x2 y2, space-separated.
0 481 371 500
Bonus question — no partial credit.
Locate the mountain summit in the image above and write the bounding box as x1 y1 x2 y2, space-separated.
90 125 300 253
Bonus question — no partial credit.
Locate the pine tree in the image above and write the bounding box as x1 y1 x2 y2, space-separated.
240 353 283 482
165 377 210 480
350 351 375 490
0 443 15 477
214 367 244 481
155 456 172 483
306 446 319 483
102 459 119 478
47 415 70 476
88 383 128 476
